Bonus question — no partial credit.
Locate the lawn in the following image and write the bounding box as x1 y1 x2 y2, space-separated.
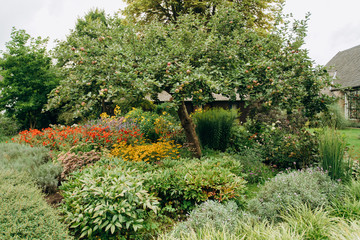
339 128 360 158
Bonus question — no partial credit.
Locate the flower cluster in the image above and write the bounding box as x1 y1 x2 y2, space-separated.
13 124 142 151
111 140 181 163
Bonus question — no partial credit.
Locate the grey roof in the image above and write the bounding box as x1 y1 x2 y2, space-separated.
326 44 360 89
146 91 241 102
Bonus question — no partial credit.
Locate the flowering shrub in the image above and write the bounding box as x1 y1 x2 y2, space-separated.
12 124 142 152
111 140 181 163
259 126 319 169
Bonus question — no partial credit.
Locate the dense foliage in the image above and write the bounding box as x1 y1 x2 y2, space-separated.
0 170 72 239
0 28 59 129
60 164 159 239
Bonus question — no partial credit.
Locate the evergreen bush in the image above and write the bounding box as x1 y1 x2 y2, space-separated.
193 108 237 151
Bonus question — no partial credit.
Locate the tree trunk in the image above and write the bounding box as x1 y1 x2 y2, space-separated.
177 101 202 158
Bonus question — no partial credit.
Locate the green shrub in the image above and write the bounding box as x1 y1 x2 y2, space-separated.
318 127 352 182
258 126 319 169
0 114 19 137
232 149 277 184
228 124 258 153
0 170 72 240
0 143 62 192
171 200 240 237
60 164 159 239
248 168 343 222
193 108 237 151
145 157 247 217
100 155 246 219
125 108 183 142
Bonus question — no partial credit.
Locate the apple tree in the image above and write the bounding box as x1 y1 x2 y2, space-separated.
122 7 332 158
0 28 59 129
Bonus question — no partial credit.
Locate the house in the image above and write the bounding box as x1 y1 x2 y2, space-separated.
326 45 360 121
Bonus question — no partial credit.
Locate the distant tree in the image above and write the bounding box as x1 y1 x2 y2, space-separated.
0 28 59 129
122 0 284 30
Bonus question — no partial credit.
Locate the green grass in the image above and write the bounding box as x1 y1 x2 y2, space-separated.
338 128 360 158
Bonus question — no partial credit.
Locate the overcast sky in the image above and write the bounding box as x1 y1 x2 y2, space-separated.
1 0 360 65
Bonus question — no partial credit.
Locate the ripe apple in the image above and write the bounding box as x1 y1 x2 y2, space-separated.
186 69 191 74
71 47 76 51
80 47 85 51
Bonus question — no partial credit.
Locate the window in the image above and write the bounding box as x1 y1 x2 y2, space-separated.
347 89 360 119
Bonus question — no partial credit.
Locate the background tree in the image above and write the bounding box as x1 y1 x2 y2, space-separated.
0 28 59 129
122 0 284 30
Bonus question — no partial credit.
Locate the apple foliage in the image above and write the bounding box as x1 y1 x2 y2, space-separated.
46 9 144 123
0 28 59 129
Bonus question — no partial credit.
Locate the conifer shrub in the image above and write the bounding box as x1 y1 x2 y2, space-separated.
192 108 237 151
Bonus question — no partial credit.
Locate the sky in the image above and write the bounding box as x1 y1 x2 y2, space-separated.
0 0 360 66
